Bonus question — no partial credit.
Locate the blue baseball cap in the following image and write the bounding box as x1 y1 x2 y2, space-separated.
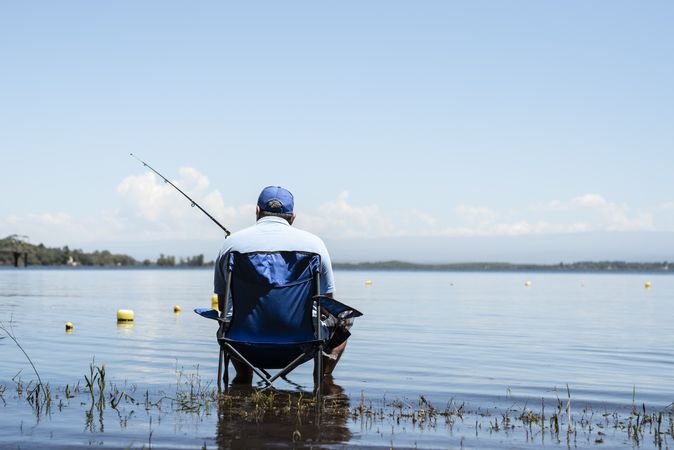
257 186 294 214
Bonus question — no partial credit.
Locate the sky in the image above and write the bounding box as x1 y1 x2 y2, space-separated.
1 1 673 263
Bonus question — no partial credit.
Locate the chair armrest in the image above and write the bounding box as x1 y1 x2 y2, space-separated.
312 295 364 319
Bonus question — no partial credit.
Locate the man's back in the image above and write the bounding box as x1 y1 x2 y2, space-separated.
214 215 334 296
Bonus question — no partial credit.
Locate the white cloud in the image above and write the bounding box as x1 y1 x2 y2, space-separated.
439 220 589 237
0 179 668 255
0 211 104 245
116 169 255 239
572 193 605 207
441 193 654 236
570 194 653 231
297 191 396 239
534 194 653 232
455 205 498 226
0 168 256 247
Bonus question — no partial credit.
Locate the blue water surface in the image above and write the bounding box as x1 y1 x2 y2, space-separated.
1 268 673 448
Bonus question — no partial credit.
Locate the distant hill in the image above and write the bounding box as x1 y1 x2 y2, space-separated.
333 260 672 272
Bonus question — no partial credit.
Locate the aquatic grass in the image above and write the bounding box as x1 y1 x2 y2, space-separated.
84 359 107 411
171 364 218 413
0 319 43 387
109 385 135 410
443 397 465 421
56 382 80 415
346 392 674 449
1 318 53 415
3 359 674 448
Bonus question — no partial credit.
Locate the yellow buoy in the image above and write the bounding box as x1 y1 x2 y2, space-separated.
173 305 181 313
645 281 652 289
117 309 135 322
365 280 373 286
65 322 74 332
525 281 532 287
211 294 219 310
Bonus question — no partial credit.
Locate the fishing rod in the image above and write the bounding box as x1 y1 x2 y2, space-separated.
129 153 231 237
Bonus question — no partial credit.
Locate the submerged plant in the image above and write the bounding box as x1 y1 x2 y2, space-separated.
1 318 52 414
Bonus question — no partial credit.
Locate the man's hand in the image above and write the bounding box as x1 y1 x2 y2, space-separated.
320 292 333 318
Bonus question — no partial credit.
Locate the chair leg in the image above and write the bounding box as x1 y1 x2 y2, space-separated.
217 348 223 392
223 343 273 386
314 345 323 402
223 353 230 392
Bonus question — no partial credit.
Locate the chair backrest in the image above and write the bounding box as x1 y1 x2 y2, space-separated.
224 251 321 344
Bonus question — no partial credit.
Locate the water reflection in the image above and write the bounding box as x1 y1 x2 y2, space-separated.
215 377 351 449
115 322 134 335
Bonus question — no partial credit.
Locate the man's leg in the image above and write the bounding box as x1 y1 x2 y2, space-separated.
323 340 347 376
231 359 253 384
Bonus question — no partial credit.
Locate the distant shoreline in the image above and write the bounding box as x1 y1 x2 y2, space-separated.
1 261 672 273
333 260 672 273
3 235 671 272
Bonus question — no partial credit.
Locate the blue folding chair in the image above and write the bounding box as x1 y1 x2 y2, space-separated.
196 251 362 396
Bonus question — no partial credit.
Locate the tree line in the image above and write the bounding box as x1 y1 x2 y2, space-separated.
0 235 212 267
152 254 207 267
2 235 670 271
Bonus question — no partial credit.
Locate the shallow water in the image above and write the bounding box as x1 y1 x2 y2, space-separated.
1 268 673 448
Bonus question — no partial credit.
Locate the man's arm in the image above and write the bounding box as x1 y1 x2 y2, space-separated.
213 251 227 296
317 239 335 295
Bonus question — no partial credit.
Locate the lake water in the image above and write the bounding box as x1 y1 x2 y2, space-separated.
1 268 673 449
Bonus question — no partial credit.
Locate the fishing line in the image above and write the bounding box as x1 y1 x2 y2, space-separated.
129 153 231 237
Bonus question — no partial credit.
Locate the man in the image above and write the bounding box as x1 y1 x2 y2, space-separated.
214 186 348 383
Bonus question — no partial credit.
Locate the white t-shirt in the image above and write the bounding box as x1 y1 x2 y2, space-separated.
213 215 335 297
